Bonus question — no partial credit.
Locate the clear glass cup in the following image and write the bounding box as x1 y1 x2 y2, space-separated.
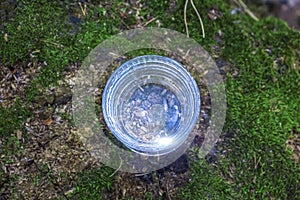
102 55 200 156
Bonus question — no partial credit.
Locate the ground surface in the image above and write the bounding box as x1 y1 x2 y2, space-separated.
0 0 300 199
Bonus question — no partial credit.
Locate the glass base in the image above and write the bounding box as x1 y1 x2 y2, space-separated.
121 83 181 142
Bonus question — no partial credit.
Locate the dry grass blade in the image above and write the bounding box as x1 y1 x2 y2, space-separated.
184 0 205 38
234 0 259 21
79 2 87 16
109 159 123 177
190 0 205 38
184 0 189 37
143 17 157 27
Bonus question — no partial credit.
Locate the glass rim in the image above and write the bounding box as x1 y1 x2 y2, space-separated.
102 55 201 155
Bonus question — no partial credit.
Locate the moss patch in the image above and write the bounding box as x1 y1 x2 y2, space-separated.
159 0 300 199
67 166 115 200
178 159 236 199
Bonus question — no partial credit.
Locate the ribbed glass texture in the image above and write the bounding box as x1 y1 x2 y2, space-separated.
102 55 200 155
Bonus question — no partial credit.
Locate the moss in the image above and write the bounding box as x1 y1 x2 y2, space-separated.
224 77 300 198
178 159 236 199
155 0 300 199
0 99 30 136
154 0 232 51
67 166 115 200
0 0 72 64
0 99 31 161
221 15 300 198
21 3 120 100
0 99 31 196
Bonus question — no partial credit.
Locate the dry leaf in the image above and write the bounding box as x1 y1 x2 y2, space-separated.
42 117 53 126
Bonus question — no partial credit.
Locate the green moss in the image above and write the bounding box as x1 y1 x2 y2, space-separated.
0 99 31 164
221 15 300 198
224 76 300 198
21 3 120 100
0 99 30 136
0 0 73 64
71 5 120 61
209 3 299 199
67 166 115 200
178 159 236 199
150 0 300 199
154 0 231 50
0 99 31 196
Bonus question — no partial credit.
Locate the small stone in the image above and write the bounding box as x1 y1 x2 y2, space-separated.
140 126 147 133
136 111 147 117
54 84 72 106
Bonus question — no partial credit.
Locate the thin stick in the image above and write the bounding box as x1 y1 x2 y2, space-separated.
184 0 189 38
236 0 259 21
79 2 87 16
190 0 205 38
143 17 157 27
109 159 122 177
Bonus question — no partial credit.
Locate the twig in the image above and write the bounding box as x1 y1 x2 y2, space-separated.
143 17 157 27
79 2 87 16
41 40 64 48
111 10 131 30
190 0 205 38
235 0 259 21
109 159 122 177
